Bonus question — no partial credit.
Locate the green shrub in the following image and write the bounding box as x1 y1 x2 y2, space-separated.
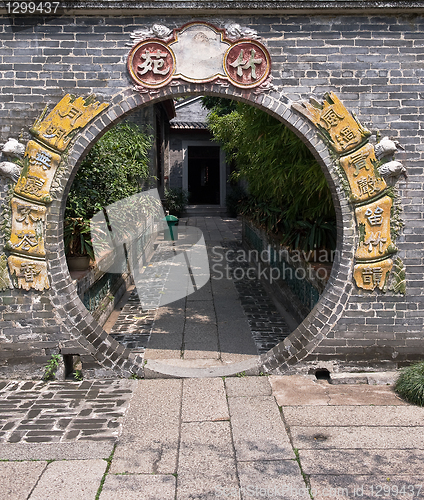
64 217 95 258
163 188 189 217
64 122 153 260
395 362 424 406
66 122 153 220
43 354 61 381
226 185 247 218
205 100 336 251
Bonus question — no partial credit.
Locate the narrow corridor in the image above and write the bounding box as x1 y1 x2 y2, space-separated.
106 215 295 377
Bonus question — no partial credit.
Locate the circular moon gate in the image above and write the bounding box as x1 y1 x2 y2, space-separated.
46 84 355 378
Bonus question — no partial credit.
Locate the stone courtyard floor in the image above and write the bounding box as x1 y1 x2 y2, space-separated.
106 215 294 378
0 375 423 499
1 215 423 498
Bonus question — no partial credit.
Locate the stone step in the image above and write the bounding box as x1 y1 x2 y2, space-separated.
184 205 228 216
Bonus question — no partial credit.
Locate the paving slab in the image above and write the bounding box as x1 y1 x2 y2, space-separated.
143 345 182 360
183 348 220 360
100 474 176 500
299 449 424 475
0 441 114 460
225 376 272 397
185 301 216 323
270 375 330 405
326 385 407 406
186 281 213 301
183 322 218 343
28 459 106 500
0 461 47 500
228 396 294 461
309 475 424 500
177 421 239 499
110 379 182 474
219 319 259 358
181 378 229 422
151 304 186 334
270 375 407 406
283 405 424 427
183 322 219 359
237 460 308 500
290 426 424 449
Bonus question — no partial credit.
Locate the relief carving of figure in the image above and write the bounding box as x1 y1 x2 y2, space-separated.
374 137 407 183
0 138 25 183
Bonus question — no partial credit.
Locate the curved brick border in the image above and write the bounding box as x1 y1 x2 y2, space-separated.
45 83 356 376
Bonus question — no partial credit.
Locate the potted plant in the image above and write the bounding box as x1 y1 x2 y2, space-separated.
64 217 95 271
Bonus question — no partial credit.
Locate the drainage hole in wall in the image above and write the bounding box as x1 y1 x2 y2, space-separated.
315 368 331 382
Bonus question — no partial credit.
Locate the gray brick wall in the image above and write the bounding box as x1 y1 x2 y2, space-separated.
1 9 423 377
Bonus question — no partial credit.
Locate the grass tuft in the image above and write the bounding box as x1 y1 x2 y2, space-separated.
395 362 424 406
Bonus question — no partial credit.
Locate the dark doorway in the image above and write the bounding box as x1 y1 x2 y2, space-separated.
188 145 220 204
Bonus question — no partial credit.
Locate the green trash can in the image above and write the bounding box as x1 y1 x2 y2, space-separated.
163 214 179 241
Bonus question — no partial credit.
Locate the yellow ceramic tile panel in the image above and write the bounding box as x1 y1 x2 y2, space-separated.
339 143 387 203
30 94 108 152
8 198 47 257
14 140 61 204
353 259 393 291
355 195 394 260
292 92 371 154
8 255 49 291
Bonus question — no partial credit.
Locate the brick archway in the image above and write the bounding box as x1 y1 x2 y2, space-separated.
46 84 355 377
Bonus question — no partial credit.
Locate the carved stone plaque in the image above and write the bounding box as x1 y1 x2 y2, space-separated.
355 196 394 261
8 255 49 291
224 41 271 88
14 140 61 204
292 92 371 155
8 198 46 257
127 22 271 90
339 143 387 203
354 259 393 291
30 94 108 153
128 41 175 88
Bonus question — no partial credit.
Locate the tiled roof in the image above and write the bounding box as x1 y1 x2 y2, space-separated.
170 121 208 130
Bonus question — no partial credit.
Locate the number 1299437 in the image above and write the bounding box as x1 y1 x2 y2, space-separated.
5 2 61 14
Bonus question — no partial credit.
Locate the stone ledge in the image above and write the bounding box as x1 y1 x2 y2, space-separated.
32 0 424 13
329 371 398 385
3 0 423 16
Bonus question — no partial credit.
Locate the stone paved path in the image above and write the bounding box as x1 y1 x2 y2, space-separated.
0 375 423 499
0 379 134 443
108 216 293 373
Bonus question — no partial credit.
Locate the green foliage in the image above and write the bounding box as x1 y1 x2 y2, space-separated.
201 96 238 116
73 369 83 381
395 362 424 406
279 217 337 252
163 188 189 216
64 217 95 258
64 122 153 259
239 197 336 251
226 185 247 218
239 196 284 232
206 102 336 250
43 354 61 381
66 122 153 220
